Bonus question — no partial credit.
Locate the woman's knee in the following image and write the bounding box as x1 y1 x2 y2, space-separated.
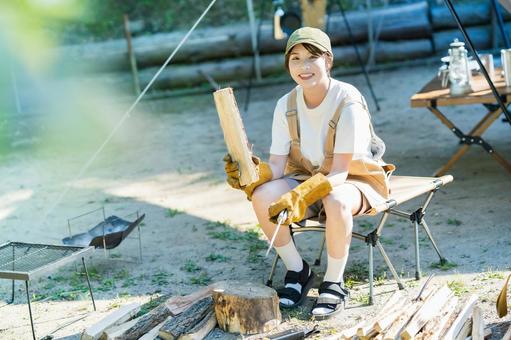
323 194 352 217
252 180 288 207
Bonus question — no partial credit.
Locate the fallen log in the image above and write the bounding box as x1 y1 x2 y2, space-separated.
416 295 459 340
433 23 511 52
212 281 281 335
138 321 164 340
159 297 213 340
179 309 217 340
54 2 430 72
431 3 511 30
400 285 453 339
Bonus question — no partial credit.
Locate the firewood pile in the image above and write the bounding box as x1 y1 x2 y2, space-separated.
338 284 491 340
80 279 506 340
80 281 281 340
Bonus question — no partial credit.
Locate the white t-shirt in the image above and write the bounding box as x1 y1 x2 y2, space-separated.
270 78 373 166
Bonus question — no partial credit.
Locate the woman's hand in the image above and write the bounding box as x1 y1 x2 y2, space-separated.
223 154 273 200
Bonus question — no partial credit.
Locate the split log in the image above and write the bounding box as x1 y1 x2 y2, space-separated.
454 318 472 340
471 306 485 340
179 309 217 340
443 295 478 340
159 297 213 340
372 291 408 333
503 324 511 340
138 321 164 340
212 281 281 335
81 303 141 340
416 295 459 340
118 287 212 340
357 290 406 336
101 317 139 340
466 327 492 340
54 2 430 73
400 285 454 339
213 87 258 186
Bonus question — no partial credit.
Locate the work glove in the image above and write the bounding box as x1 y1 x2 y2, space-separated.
223 153 273 200
268 173 332 225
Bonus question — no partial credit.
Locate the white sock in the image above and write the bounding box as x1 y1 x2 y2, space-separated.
275 241 305 306
312 254 348 315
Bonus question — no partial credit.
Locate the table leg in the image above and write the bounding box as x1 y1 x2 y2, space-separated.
25 281 36 340
428 106 511 176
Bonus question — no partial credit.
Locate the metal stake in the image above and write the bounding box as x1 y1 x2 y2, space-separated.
25 281 36 340
82 257 96 311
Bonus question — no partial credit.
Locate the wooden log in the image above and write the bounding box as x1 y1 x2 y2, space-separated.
159 297 213 340
503 323 511 340
433 22 511 52
400 285 454 340
212 281 281 335
119 287 213 340
454 318 472 340
179 309 217 340
54 2 430 73
213 88 258 187
101 317 139 340
358 290 407 336
471 306 484 340
138 321 164 340
443 295 478 340
466 327 492 340
301 0 327 30
415 295 459 340
81 303 141 340
430 3 511 30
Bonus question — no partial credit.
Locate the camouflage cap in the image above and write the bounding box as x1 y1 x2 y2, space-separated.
285 27 333 56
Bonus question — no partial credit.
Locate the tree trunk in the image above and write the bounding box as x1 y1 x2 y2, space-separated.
212 281 281 335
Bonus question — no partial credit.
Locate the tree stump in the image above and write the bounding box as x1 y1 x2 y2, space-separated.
212 281 281 335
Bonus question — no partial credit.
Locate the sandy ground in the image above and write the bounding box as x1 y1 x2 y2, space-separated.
0 63 510 339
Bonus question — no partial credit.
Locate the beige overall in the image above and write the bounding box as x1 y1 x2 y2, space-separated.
283 89 395 216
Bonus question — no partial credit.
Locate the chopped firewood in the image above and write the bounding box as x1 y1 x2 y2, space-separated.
454 318 472 340
101 317 139 340
213 88 258 187
213 281 281 335
179 309 216 340
357 290 407 336
400 285 453 339
471 306 485 340
443 295 478 340
159 297 213 340
341 321 364 339
81 303 141 340
118 287 213 340
466 327 492 340
416 295 459 340
502 323 511 340
138 321 164 340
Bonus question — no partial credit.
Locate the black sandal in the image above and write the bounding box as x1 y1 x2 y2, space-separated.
276 260 315 309
311 281 349 320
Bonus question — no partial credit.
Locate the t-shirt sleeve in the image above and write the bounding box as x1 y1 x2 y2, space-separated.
333 101 371 155
269 97 291 155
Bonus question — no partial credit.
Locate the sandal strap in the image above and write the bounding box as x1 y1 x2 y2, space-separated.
318 281 349 300
284 260 310 285
317 296 343 304
277 287 302 302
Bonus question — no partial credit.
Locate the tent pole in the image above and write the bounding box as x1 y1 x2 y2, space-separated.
443 0 511 125
490 0 510 48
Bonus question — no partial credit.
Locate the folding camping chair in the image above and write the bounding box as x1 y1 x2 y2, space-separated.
266 175 453 304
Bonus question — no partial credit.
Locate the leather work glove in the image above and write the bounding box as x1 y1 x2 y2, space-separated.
223 154 273 200
268 173 332 225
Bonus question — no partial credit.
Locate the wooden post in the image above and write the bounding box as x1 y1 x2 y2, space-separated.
213 88 259 187
444 295 478 340
301 0 327 29
246 0 262 82
123 14 141 95
471 306 485 340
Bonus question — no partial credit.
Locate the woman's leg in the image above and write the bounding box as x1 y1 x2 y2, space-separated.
312 184 364 315
252 179 312 306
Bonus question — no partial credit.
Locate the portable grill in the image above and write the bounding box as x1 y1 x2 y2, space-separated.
0 241 95 340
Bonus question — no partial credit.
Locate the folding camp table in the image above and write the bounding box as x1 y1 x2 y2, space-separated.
410 68 511 176
266 175 453 304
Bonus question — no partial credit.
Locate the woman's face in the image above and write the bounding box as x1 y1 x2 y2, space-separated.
287 44 331 89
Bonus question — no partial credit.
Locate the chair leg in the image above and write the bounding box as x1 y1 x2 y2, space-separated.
314 234 326 266
420 219 447 264
376 241 405 290
368 244 374 305
413 220 421 280
266 253 280 287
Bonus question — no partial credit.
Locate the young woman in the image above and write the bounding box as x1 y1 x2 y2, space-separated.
224 27 394 319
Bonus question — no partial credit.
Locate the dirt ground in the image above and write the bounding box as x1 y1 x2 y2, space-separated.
0 63 510 339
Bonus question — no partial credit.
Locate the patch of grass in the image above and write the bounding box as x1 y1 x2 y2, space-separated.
447 218 462 226
358 221 373 229
430 260 457 271
136 294 171 317
97 278 115 292
399 243 408 250
166 208 183 218
190 272 211 285
205 253 230 262
208 229 243 240
352 293 370 305
447 280 469 297
151 271 171 286
204 220 230 230
374 272 387 287
380 237 395 245
181 260 201 273
477 269 505 281
114 269 130 280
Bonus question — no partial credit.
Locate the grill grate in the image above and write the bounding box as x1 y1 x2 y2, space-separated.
0 242 93 280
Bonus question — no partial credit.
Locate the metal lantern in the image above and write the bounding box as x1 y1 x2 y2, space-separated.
447 39 472 96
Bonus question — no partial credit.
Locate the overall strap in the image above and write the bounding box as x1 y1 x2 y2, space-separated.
323 98 346 160
286 89 300 145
